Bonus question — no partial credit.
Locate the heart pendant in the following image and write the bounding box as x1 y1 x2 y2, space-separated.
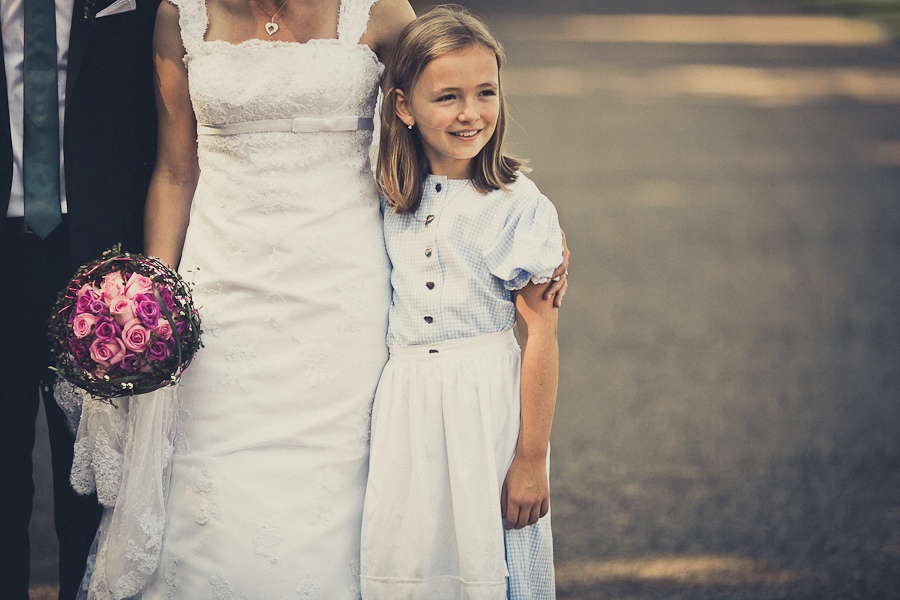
265 21 278 36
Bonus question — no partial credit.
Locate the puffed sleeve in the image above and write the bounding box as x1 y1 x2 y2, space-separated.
484 191 564 291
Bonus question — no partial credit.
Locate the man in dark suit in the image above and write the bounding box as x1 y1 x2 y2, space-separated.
0 0 159 597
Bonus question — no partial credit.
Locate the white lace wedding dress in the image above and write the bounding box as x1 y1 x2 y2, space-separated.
74 0 392 597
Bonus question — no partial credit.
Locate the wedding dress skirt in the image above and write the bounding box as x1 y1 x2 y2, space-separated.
76 0 392 598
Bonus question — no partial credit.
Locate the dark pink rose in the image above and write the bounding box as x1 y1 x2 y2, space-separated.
75 295 91 313
88 299 107 315
119 353 140 373
122 319 151 353
145 340 170 362
93 317 122 342
72 313 98 339
74 285 102 313
76 291 98 314
133 294 161 328
89 337 126 368
100 272 125 300
109 296 136 326
154 319 173 341
157 287 177 313
124 273 153 299
176 319 190 337
68 338 89 362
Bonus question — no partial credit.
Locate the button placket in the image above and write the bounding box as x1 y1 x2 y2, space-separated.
423 182 442 228
420 180 444 336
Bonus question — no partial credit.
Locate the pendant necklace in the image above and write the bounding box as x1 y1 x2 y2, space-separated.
252 0 290 36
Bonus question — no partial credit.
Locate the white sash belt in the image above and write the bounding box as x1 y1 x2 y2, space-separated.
197 115 374 136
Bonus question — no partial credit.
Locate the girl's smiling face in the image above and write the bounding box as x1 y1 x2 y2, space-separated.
395 45 501 180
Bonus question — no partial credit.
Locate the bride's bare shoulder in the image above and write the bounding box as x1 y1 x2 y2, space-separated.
361 0 415 60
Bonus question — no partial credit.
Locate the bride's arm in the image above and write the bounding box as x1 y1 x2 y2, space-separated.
144 1 199 269
360 0 416 65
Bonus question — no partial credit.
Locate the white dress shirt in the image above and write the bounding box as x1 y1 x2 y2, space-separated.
2 0 74 217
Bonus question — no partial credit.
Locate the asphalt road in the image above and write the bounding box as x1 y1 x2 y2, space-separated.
31 1 900 598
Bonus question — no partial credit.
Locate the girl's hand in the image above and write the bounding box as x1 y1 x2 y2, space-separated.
543 229 570 308
501 454 550 530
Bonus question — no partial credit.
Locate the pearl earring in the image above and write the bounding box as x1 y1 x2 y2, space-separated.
407 124 413 130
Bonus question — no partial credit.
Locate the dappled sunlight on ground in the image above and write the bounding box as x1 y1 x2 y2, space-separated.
865 140 900 165
504 65 900 106
555 555 822 587
492 14 890 45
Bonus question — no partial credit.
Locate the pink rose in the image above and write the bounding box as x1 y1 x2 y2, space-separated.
122 319 151 353
77 283 101 298
89 337 126 368
100 272 125 301
92 367 108 380
124 273 153 299
109 296 136 326
72 313 98 339
154 318 173 341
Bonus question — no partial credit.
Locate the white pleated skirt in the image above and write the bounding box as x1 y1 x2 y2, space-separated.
361 329 555 600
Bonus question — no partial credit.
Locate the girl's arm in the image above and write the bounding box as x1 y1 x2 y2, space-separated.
144 1 199 268
502 280 559 530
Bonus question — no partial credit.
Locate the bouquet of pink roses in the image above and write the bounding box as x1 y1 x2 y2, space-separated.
49 246 202 398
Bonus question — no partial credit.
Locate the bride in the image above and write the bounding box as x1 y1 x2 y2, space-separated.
73 0 567 597
82 0 414 597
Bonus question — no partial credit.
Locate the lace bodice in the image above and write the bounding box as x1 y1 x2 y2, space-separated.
173 0 384 170
175 0 383 111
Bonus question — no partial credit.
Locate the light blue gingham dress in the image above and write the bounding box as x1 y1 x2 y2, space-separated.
361 173 561 600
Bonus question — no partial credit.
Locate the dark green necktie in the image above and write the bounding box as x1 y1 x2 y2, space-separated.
23 0 62 239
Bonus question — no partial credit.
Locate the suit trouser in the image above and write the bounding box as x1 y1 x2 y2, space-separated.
0 218 103 600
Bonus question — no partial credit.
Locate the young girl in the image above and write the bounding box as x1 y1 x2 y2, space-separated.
361 7 562 600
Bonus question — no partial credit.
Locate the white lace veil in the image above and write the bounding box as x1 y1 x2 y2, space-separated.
58 381 179 600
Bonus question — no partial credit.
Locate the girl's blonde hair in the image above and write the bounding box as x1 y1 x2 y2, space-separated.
378 5 524 213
